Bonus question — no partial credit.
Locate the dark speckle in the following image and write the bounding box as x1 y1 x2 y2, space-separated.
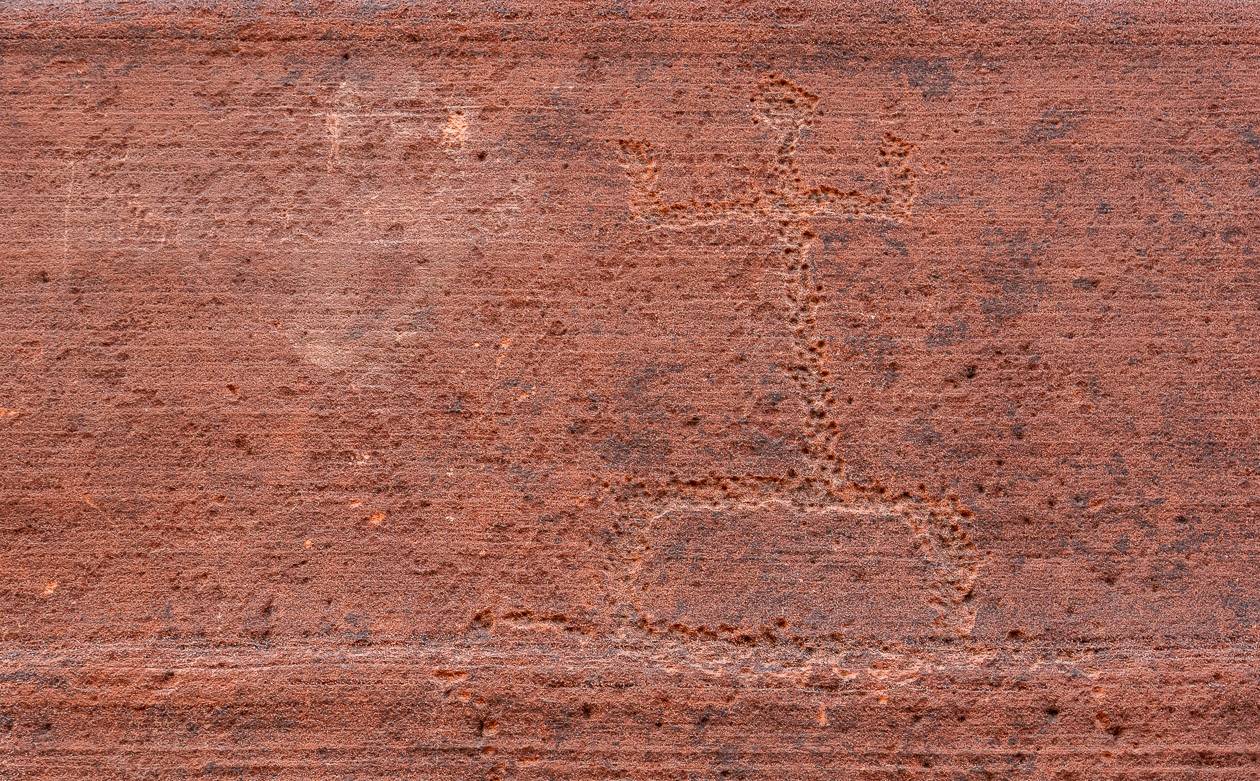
925 319 969 348
596 433 671 467
894 58 954 99
905 417 942 447
1025 109 1083 143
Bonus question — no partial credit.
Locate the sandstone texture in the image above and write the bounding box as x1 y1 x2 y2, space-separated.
1 1 1259 779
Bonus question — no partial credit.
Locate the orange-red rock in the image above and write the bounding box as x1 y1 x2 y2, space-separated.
2 2 1258 779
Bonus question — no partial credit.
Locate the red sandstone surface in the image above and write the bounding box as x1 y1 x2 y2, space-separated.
2 1 1259 778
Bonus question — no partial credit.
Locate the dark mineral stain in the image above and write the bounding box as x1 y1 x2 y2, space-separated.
894 58 954 99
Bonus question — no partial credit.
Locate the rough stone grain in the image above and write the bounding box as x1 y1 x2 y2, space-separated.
1 1 1259 779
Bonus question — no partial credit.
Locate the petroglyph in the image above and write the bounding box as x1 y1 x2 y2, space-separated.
612 77 980 640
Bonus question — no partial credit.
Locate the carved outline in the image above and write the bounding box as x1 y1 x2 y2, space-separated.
608 77 980 642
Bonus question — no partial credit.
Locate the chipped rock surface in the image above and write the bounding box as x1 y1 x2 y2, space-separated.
1 1 1259 779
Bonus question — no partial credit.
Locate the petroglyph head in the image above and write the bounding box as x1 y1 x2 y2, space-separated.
751 76 820 135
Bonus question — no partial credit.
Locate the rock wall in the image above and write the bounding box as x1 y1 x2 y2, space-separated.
1 2 1258 779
